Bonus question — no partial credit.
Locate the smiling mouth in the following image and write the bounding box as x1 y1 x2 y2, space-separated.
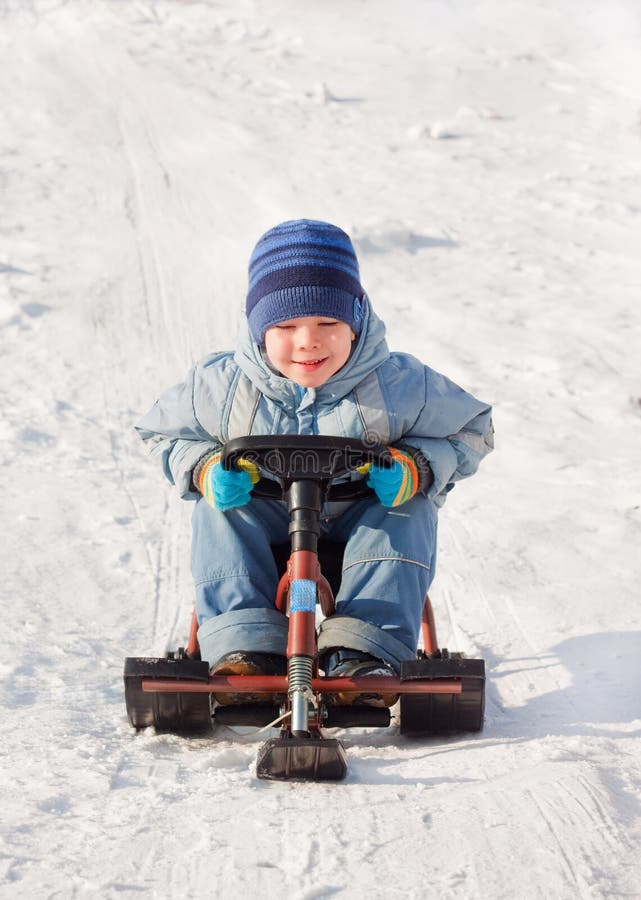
293 358 327 368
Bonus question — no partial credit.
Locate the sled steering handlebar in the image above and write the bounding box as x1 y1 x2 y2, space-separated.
221 435 393 502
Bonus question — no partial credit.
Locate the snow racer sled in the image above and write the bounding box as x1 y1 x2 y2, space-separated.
124 436 485 781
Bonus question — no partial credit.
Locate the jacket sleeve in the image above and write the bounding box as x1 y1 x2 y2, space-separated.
135 364 221 500
402 367 494 507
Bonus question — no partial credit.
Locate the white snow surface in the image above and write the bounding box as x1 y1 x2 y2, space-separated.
1 1 641 897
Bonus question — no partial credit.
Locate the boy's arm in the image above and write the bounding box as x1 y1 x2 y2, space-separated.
135 366 221 500
403 369 494 507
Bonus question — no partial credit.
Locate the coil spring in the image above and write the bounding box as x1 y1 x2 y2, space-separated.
288 655 313 694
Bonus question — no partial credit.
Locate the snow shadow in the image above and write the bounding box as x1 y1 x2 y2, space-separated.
0 263 33 276
354 228 457 256
488 631 641 739
21 302 51 318
18 427 58 448
347 761 479 787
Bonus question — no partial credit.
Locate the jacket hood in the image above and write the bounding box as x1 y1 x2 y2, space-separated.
233 301 390 409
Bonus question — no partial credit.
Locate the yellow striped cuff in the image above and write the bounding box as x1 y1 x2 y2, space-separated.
389 447 419 507
197 451 222 506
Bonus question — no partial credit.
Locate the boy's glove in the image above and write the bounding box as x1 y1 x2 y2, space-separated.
193 451 260 511
362 445 432 508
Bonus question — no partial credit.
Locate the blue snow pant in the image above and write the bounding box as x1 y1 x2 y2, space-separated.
192 494 438 673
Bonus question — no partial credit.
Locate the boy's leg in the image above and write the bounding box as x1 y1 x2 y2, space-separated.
317 495 438 672
191 498 290 667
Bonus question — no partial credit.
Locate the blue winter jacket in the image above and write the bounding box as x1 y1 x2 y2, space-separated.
136 305 494 507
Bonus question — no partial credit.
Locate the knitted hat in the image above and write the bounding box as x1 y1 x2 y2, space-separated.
246 219 367 343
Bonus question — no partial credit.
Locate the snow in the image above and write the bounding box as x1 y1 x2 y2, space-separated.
1 0 640 897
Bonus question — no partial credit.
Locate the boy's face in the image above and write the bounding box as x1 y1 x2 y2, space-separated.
264 316 356 388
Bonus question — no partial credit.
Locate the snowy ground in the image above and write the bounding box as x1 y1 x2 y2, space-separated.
1 0 641 897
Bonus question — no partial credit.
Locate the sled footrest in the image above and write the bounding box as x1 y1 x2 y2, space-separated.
399 653 485 736
256 733 347 781
324 706 391 728
124 657 212 732
214 703 281 727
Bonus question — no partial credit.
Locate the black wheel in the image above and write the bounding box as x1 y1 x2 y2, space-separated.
399 652 485 737
124 656 212 733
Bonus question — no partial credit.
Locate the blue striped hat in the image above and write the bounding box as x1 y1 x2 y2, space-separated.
246 219 367 343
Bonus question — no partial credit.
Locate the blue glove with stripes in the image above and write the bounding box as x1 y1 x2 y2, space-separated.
363 446 431 508
193 451 260 511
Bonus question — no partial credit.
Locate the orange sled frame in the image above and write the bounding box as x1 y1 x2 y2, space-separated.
124 436 485 781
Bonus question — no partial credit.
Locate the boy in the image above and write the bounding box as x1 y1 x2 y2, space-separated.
136 219 493 704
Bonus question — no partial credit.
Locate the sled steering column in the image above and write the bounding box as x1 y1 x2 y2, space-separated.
222 435 394 780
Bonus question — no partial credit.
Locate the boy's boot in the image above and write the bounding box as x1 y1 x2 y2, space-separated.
210 651 287 705
322 649 399 708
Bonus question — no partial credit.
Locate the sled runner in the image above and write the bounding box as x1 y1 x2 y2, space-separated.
124 436 485 781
